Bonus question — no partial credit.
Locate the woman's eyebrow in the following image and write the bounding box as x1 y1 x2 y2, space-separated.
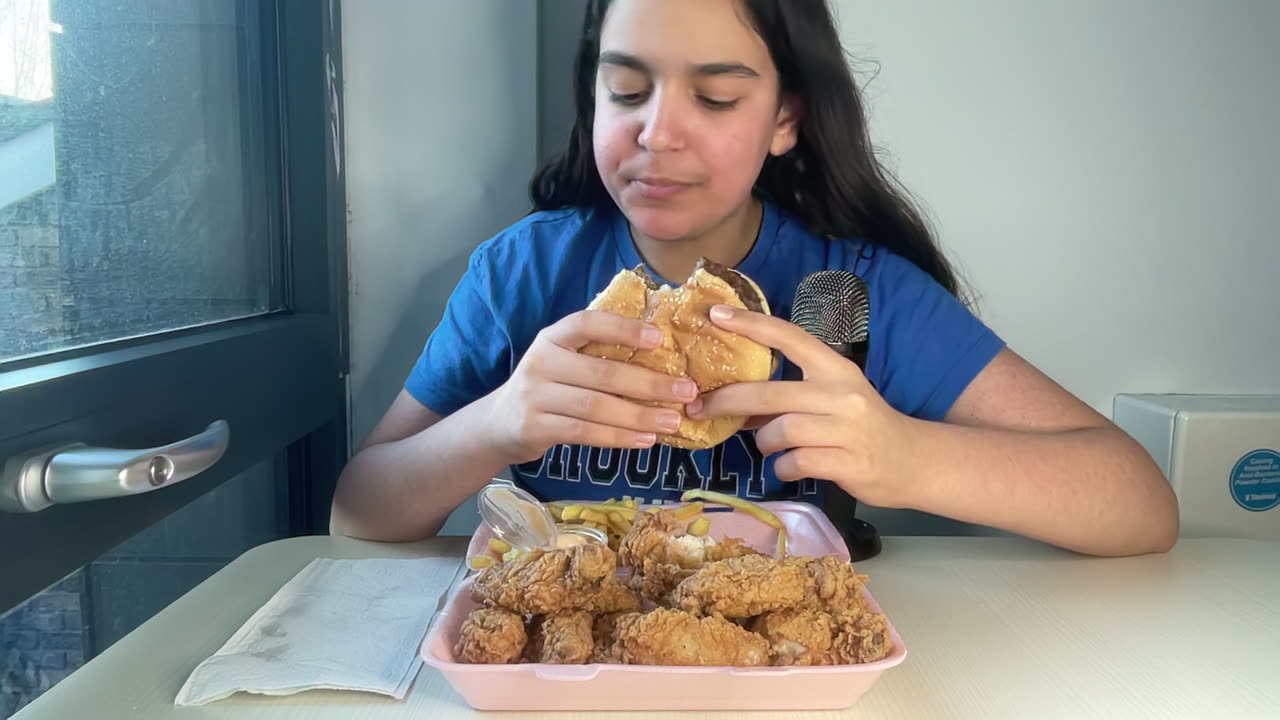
599 51 650 74
692 61 759 78
598 51 759 79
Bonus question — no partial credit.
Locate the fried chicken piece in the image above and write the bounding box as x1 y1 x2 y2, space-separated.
589 611 634 663
455 608 527 664
471 542 615 614
614 608 769 666
752 608 837 666
619 510 762 604
627 558 692 606
618 509 686 568
582 577 643 613
834 611 894 663
620 510 761 569
672 554 808 618
705 535 764 562
752 608 894 666
523 609 594 664
787 555 868 613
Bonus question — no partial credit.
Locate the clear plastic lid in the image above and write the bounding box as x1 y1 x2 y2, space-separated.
556 523 608 547
476 480 559 551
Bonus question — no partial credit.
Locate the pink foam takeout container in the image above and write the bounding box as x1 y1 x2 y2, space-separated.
421 500 907 711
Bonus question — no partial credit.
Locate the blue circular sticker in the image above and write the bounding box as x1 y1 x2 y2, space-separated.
1229 449 1280 512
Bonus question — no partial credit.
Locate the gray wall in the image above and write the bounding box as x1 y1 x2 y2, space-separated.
342 1 538 534
536 0 586 162
832 0 1280 415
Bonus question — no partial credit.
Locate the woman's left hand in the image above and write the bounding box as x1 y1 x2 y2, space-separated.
686 304 923 509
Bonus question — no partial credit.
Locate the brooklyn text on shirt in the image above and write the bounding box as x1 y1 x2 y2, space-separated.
514 433 821 499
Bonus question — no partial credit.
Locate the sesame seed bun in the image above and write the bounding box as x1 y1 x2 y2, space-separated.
580 258 773 450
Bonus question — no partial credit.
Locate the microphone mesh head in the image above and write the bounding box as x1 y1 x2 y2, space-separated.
790 270 870 344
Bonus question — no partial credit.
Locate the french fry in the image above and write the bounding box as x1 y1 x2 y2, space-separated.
623 498 638 510
580 508 611 525
680 489 788 556
687 517 710 536
673 501 704 521
487 538 512 555
679 490 781 529
606 511 631 535
602 498 618 506
571 504 638 520
645 506 662 514
561 504 584 521
546 502 567 521
469 554 496 570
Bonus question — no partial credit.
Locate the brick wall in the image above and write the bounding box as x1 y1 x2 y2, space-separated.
0 570 88 718
0 188 64 359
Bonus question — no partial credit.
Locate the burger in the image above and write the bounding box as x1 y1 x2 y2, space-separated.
579 258 774 450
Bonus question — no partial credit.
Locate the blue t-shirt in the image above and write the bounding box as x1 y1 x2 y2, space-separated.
405 201 1004 506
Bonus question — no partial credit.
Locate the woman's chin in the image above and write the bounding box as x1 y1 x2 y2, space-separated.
622 206 701 243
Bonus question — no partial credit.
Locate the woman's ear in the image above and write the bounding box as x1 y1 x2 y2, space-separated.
769 95 802 156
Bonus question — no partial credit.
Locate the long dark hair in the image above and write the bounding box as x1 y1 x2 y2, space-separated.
530 0 968 301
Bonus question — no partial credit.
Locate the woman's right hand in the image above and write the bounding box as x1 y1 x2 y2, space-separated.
484 310 698 464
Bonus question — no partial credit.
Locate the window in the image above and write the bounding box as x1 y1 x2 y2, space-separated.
0 0 348 713
1 0 283 362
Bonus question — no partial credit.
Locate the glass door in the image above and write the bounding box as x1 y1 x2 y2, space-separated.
0 1 348 715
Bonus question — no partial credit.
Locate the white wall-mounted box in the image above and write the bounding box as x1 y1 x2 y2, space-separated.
1113 394 1280 540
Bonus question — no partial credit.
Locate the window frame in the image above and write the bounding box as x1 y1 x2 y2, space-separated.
0 0 349 613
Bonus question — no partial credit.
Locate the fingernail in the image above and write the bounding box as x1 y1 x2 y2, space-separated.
674 379 698 400
657 413 682 432
710 305 734 321
634 432 657 446
641 326 663 346
685 398 704 418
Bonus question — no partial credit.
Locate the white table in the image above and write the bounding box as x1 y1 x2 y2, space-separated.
14 535 1279 719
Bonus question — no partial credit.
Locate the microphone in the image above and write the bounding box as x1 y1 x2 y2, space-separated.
784 270 883 562
789 270 871 373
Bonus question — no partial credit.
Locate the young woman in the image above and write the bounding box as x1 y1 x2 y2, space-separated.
331 0 1178 557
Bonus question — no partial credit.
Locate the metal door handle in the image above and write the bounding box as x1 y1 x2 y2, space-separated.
0 420 230 513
